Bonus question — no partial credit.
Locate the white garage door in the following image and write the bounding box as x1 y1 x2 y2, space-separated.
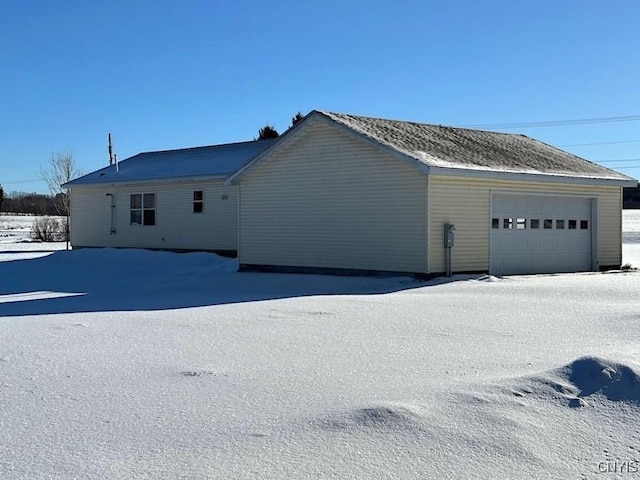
490 194 593 275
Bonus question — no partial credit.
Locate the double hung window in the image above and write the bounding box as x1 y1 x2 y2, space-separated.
130 193 156 225
193 191 204 213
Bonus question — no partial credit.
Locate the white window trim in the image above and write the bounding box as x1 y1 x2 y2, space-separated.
130 192 157 226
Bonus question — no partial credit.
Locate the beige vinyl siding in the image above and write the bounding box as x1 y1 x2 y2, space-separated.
428 177 489 273
596 187 624 267
70 188 112 246
238 121 427 274
428 176 622 273
70 180 238 251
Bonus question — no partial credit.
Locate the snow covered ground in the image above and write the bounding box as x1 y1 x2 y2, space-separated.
0 212 638 479
0 215 67 262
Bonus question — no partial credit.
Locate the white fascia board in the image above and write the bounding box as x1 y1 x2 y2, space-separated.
427 165 638 187
66 174 227 190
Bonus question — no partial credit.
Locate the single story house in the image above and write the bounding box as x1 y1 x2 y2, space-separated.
64 139 275 254
226 111 637 276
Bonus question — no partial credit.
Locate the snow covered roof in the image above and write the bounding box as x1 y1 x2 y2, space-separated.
66 139 276 187
316 111 636 184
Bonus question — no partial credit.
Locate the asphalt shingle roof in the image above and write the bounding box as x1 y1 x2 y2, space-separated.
66 139 276 187
318 111 634 181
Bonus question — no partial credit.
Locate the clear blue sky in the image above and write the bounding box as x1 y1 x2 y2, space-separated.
2 0 639 194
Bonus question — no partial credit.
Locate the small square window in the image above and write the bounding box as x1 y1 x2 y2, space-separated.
492 218 499 229
193 191 203 201
503 218 513 229
516 218 526 230
530 219 540 229
580 220 589 230
556 219 565 229
568 220 577 230
544 219 553 229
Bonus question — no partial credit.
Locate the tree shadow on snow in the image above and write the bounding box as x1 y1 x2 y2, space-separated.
0 249 451 317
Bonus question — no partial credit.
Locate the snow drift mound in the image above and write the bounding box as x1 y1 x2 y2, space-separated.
317 403 429 432
512 356 640 408
560 356 640 403
472 274 502 282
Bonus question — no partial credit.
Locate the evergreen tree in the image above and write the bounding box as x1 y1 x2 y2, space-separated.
257 125 279 140
291 112 304 127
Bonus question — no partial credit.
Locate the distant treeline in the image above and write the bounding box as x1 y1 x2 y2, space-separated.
624 186 640 209
0 191 65 216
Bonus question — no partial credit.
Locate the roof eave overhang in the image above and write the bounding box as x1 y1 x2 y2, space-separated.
426 165 638 187
225 112 431 185
65 174 228 189
224 110 638 188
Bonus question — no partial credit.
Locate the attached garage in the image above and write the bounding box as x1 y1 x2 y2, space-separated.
227 111 637 277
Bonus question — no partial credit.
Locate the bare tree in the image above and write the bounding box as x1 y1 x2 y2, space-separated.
40 150 82 247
